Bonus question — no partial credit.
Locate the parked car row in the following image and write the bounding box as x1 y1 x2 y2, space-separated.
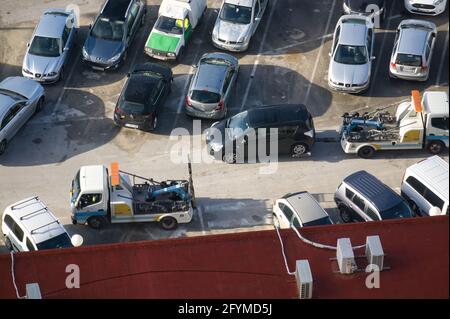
274 155 448 230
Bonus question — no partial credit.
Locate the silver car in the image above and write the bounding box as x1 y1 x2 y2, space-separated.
0 77 45 155
22 9 77 84
328 15 375 94
186 52 239 119
212 0 269 52
389 20 437 82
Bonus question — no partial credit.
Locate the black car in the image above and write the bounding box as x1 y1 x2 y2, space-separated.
82 0 147 70
343 0 386 23
114 63 172 131
205 104 316 163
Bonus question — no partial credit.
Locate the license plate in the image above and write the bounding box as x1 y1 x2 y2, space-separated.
125 123 139 129
92 66 105 71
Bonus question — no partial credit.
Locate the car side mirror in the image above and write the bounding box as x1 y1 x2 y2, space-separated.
255 17 261 22
371 56 376 60
76 202 81 209
328 52 332 57
127 73 131 78
192 64 197 69
26 43 30 47
63 47 69 52
429 206 442 216
89 23 92 29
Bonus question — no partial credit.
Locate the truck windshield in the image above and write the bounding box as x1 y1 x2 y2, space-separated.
220 4 252 25
36 233 72 250
155 16 183 35
71 171 81 203
380 201 413 220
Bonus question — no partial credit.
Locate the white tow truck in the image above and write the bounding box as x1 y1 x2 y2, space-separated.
144 0 207 61
340 90 449 158
70 162 195 230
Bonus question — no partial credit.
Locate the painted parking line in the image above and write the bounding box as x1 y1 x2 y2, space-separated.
261 33 333 55
436 27 449 86
303 0 337 105
240 0 279 111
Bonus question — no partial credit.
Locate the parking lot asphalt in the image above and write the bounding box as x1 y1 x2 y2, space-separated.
0 0 448 251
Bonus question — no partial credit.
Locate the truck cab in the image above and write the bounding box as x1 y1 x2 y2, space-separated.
144 0 207 61
70 165 110 228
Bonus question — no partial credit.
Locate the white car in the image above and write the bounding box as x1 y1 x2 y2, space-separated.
404 0 447 16
273 191 333 229
389 19 437 82
328 15 375 94
2 197 82 252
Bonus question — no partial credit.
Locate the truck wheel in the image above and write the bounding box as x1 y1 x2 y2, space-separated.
427 141 445 155
357 146 375 159
160 217 178 230
87 216 105 229
176 47 184 63
5 237 13 251
0 140 7 156
339 205 353 223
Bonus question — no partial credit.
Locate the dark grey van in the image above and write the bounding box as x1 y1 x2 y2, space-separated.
205 104 315 163
334 170 413 223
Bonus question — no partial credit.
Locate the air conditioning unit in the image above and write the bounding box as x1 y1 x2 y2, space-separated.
365 235 384 272
336 238 356 274
295 260 313 299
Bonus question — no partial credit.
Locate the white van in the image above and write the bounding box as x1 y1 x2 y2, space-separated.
401 156 449 216
1 197 81 252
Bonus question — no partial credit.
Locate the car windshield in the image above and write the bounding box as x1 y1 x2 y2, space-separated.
220 3 252 25
303 216 333 227
155 16 183 35
0 89 26 101
28 36 60 57
118 99 147 115
191 90 221 104
91 18 124 41
71 171 81 203
334 45 368 65
201 57 232 67
380 201 413 220
227 111 250 134
395 53 422 67
36 233 72 250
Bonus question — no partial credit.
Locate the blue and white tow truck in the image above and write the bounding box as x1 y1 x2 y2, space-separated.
340 90 449 158
70 163 195 230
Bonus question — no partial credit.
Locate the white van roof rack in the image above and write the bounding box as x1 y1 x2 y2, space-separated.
11 196 39 210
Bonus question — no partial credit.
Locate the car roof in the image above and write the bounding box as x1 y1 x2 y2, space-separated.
285 192 328 224
343 170 403 211
193 58 230 93
34 10 70 38
339 17 369 46
406 156 449 202
398 27 428 55
247 104 311 127
102 0 133 21
5 197 66 244
125 73 161 104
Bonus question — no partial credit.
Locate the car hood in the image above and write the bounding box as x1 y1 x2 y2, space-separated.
0 76 42 100
346 0 384 12
146 30 180 52
84 35 123 60
23 53 60 75
329 61 370 85
214 19 252 42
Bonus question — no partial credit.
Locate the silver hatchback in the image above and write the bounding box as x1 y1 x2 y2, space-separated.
0 77 45 155
185 52 239 119
22 9 77 84
389 19 437 82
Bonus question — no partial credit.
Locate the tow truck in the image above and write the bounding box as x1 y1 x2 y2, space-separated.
340 90 449 158
70 162 196 230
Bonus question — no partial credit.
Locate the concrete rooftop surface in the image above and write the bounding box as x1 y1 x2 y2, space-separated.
0 216 448 299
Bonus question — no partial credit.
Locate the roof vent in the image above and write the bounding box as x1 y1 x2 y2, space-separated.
365 235 384 272
336 238 357 274
295 260 313 299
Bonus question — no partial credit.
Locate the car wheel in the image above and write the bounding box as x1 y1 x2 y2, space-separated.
339 205 353 223
152 115 158 131
357 146 375 159
59 67 64 82
87 216 105 229
291 143 308 157
160 216 178 230
35 98 44 114
176 47 184 63
427 141 445 155
222 152 236 164
0 140 7 156
5 237 13 251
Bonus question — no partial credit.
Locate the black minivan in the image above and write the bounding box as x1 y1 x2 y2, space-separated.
205 104 315 163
